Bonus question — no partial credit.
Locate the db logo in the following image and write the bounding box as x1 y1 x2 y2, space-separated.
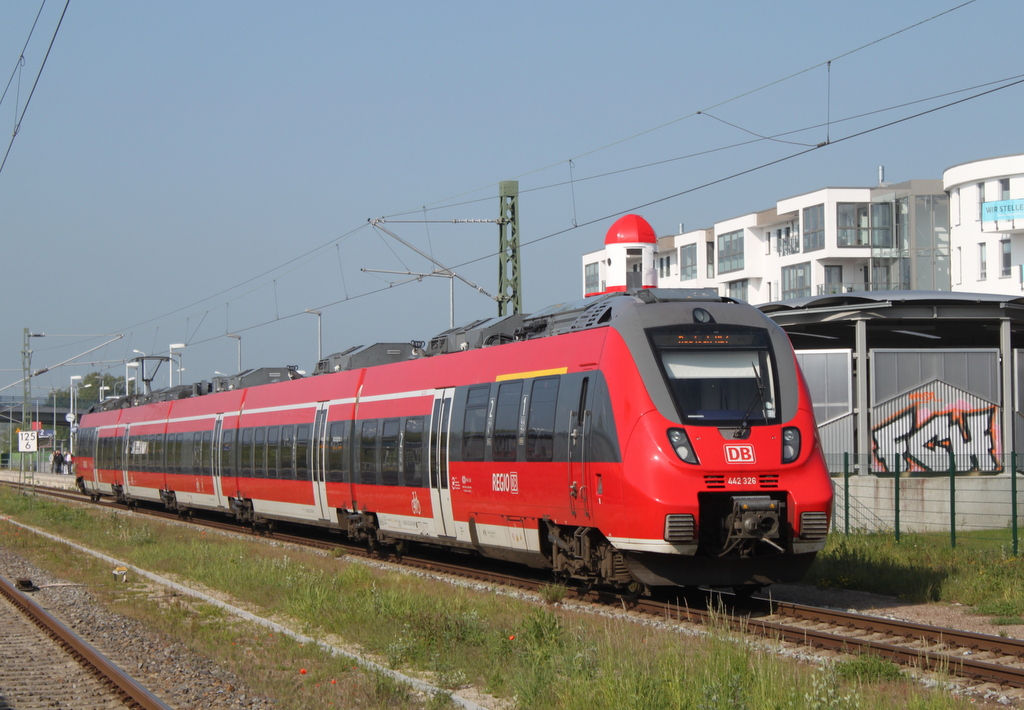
724 444 756 464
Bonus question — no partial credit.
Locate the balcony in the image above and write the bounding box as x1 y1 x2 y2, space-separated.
817 280 910 295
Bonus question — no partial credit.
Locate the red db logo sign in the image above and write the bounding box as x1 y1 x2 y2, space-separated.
724 444 756 464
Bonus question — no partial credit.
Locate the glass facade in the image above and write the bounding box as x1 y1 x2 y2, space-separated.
717 230 744 273
782 262 811 299
837 203 870 247
584 262 599 294
679 244 697 281
802 205 824 252
727 279 748 301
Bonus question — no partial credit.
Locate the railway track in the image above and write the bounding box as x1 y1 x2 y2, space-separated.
6 479 1024 697
0 573 173 710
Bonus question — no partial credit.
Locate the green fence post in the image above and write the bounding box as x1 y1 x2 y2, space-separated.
894 453 901 543
1013 451 1019 557
949 449 956 549
844 452 850 535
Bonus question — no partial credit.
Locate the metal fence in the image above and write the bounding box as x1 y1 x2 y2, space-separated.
829 451 1023 552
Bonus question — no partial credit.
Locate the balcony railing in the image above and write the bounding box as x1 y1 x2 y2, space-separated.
817 281 911 295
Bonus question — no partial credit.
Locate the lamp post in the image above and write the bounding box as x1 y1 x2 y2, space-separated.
125 361 139 396
70 376 82 454
169 343 186 387
98 386 111 402
227 334 241 372
304 310 322 362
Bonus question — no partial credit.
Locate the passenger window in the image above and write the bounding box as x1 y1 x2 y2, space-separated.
266 426 280 478
280 426 294 480
240 428 254 477
492 381 522 462
295 424 310 480
360 420 378 484
254 427 266 478
526 377 559 461
222 429 235 477
461 384 490 461
201 431 212 475
381 419 400 485
327 421 348 483
403 417 425 487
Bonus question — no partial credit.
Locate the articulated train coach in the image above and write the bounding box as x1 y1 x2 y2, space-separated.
76 287 832 592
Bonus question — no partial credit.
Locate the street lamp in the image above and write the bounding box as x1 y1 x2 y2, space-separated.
70 376 82 453
227 334 241 372
126 361 139 396
98 385 111 402
169 343 186 387
304 309 322 362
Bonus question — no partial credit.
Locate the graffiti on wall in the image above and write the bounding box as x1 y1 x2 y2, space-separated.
872 389 1002 474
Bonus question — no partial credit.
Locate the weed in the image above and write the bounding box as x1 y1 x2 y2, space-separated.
538 582 567 604
833 653 903 683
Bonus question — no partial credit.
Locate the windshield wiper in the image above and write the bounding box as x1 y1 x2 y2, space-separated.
733 364 766 439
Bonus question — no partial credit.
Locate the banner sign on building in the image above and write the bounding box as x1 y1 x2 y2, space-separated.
982 199 1024 222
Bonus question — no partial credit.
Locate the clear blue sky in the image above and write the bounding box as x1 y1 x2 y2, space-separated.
1 0 1021 396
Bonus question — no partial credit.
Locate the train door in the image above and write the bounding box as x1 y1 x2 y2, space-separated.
212 416 226 507
121 425 132 496
311 403 331 521
567 376 592 519
429 388 456 537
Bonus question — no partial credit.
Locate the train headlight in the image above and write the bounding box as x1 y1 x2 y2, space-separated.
667 428 699 465
781 427 800 464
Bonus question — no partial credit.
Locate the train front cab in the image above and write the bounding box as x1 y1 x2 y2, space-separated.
600 301 834 589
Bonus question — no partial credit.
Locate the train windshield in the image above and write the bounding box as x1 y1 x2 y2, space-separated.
649 327 779 427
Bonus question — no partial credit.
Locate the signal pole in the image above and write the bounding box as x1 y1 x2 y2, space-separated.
498 180 521 316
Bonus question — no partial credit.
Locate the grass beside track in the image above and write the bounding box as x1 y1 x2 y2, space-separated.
0 489 985 710
808 530 1024 623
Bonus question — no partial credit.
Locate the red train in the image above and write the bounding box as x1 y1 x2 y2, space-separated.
75 288 832 592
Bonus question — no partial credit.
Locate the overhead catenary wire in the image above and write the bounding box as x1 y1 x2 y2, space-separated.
102 2 994 337
100 70 1024 374
64 1 1003 378
0 0 69 177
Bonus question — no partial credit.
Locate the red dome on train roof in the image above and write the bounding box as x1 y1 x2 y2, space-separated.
604 214 657 245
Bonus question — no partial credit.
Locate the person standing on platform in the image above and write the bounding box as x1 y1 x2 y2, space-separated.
54 450 64 475
64 451 73 475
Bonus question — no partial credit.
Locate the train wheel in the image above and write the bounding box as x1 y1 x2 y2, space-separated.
625 580 648 600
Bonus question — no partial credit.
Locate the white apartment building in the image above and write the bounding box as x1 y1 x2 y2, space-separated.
944 154 1024 294
583 173 967 304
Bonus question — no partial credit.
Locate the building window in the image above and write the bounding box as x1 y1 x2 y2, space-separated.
717 230 744 273
978 182 986 220
679 244 697 281
706 242 715 278
1001 178 1011 201
870 202 892 247
802 205 824 252
823 265 843 294
837 203 869 246
779 225 800 256
782 262 812 299
657 256 672 279
584 262 599 294
727 279 748 301
1002 239 1012 278
979 242 987 280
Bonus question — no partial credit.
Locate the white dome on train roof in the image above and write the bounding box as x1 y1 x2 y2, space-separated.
604 214 657 245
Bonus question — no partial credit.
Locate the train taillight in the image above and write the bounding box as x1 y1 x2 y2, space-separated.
667 428 699 464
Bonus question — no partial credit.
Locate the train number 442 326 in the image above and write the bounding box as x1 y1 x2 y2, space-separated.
726 477 757 486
